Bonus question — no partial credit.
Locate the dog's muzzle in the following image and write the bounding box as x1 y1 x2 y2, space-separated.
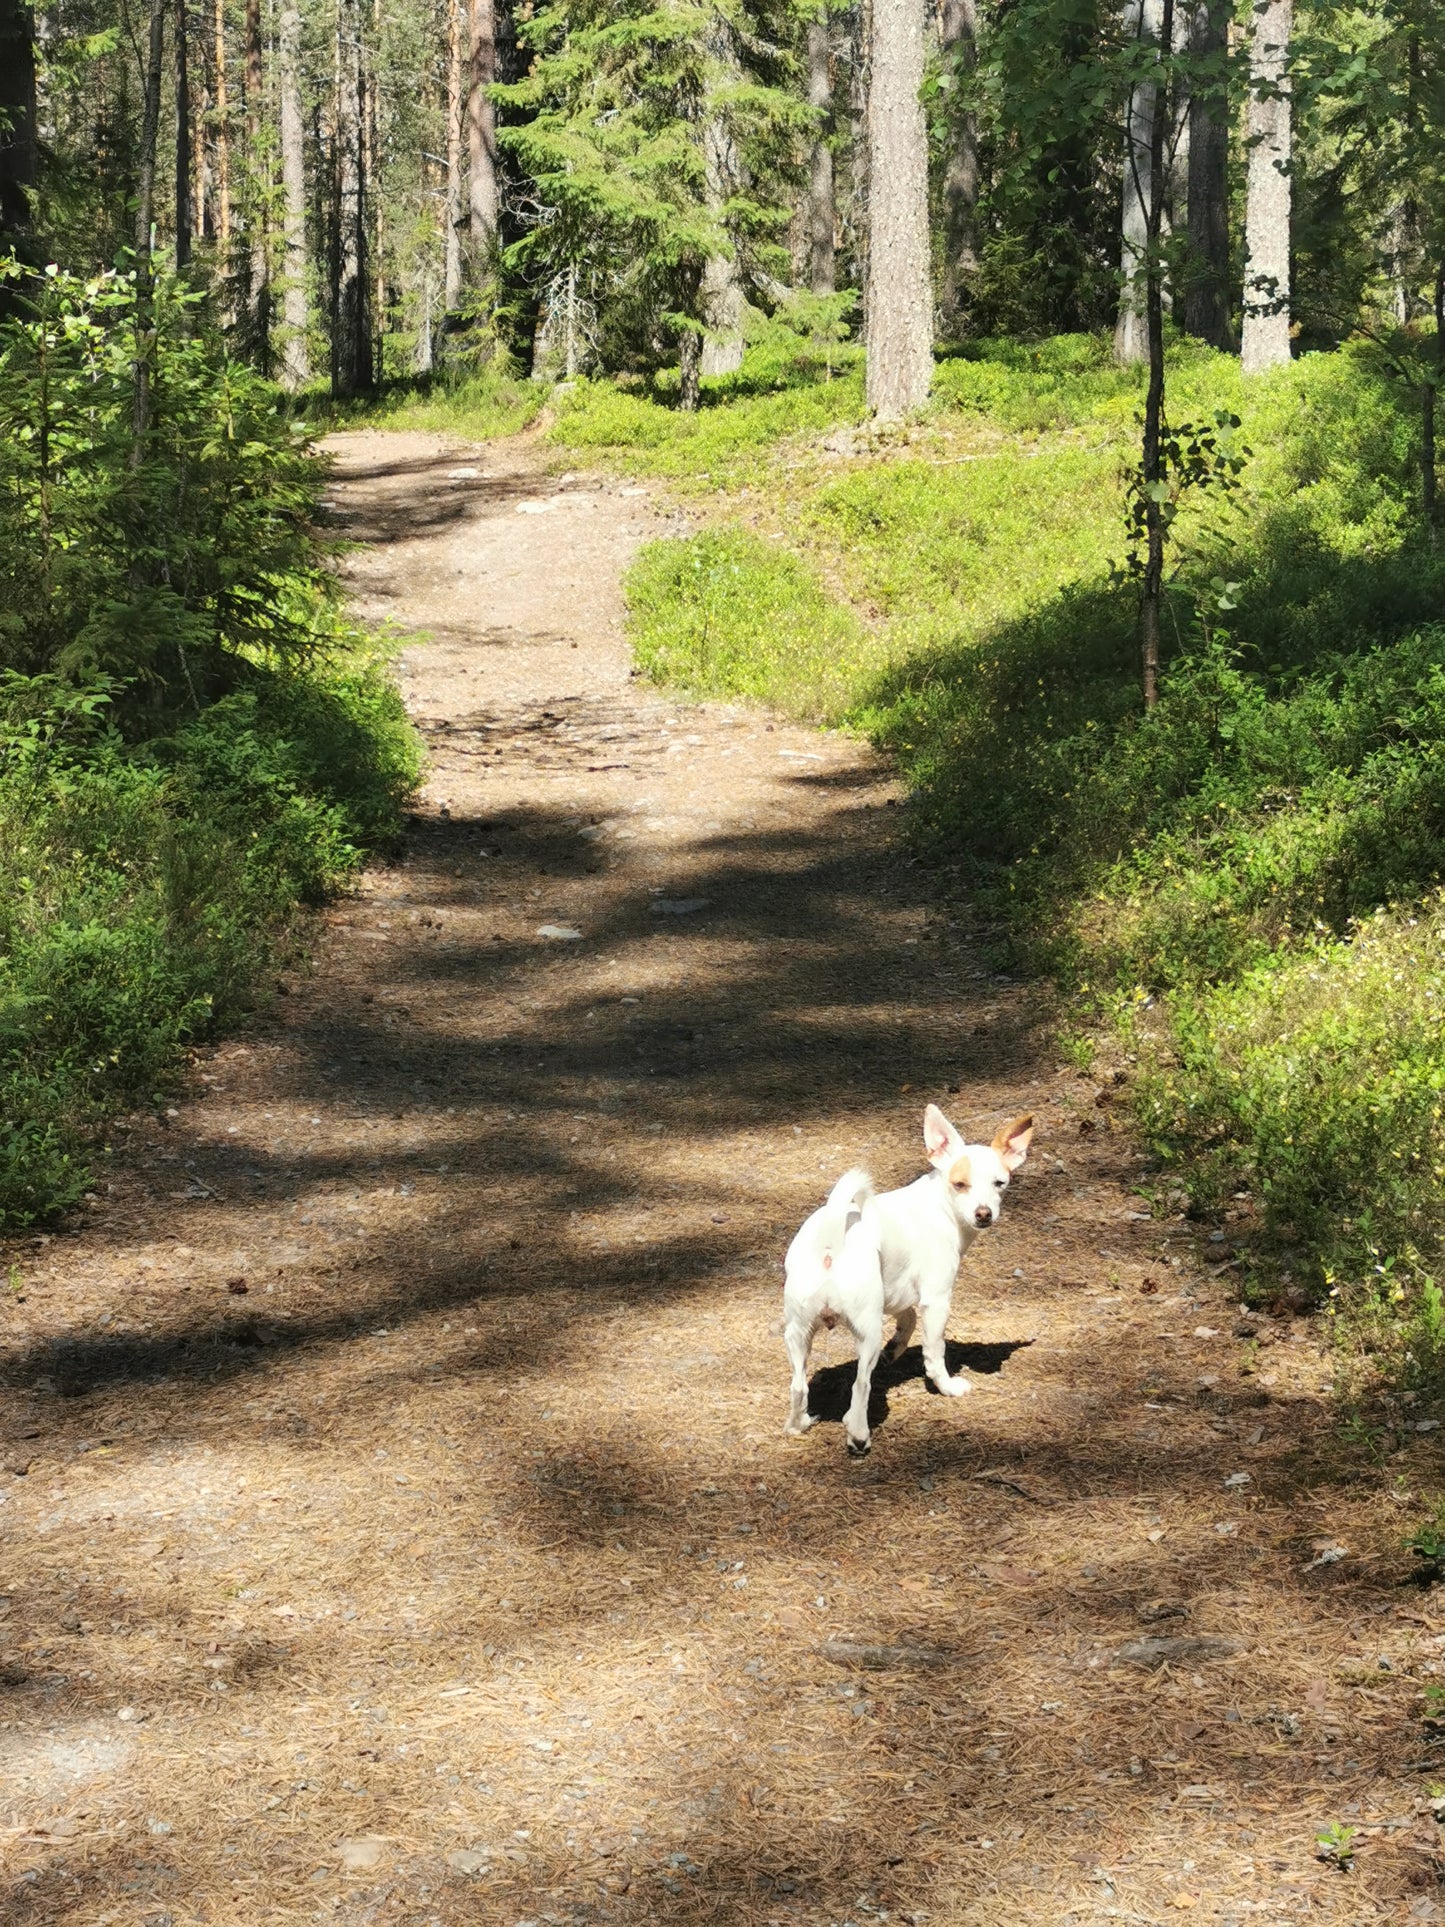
973 1205 994 1228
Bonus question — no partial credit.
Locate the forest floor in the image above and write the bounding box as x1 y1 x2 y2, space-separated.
2 427 1445 1927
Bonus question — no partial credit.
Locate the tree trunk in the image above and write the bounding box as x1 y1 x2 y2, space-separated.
135 0 167 257
175 0 192 267
700 20 744 380
1115 0 1162 365
278 0 310 389
865 0 932 420
444 0 463 311
332 0 371 396
679 323 701 412
1240 0 1291 372
243 0 268 365
466 0 498 280
213 0 230 246
133 0 167 462
0 0 37 248
806 14 836 296
1182 0 1232 349
1426 264 1444 541
1137 0 1177 709
938 0 979 329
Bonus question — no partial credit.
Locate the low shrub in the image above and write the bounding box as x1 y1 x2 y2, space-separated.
0 657 419 1225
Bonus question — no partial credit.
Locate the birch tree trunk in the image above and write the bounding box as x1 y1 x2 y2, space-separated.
939 0 979 329
1115 0 1162 365
1240 0 1292 372
1183 0 1232 348
243 0 269 365
278 0 310 390
466 0 498 283
865 0 932 420
332 0 371 396
175 0 192 266
444 0 463 312
806 14 836 296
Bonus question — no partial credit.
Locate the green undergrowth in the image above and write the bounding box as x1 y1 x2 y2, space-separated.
0 653 420 1226
619 329 1445 1373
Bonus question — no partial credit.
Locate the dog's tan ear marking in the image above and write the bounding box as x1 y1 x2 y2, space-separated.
947 1153 972 1190
993 1114 1034 1172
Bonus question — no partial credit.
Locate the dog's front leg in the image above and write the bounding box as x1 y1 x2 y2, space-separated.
843 1314 884 1457
920 1299 969 1397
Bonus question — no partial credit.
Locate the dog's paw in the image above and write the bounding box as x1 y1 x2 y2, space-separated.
783 1416 816 1437
845 1432 871 1458
937 1375 971 1397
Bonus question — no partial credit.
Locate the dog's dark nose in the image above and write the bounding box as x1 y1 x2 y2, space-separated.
973 1205 993 1228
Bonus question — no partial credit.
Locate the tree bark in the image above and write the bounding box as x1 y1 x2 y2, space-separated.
1182 0 1232 348
466 0 498 280
0 0 37 247
332 0 371 396
938 0 979 329
243 0 269 364
278 0 310 389
213 0 230 246
806 14 836 295
1115 0 1162 365
133 0 167 464
444 0 463 311
1240 0 1291 372
1426 264 1444 541
135 0 167 257
700 19 744 380
175 0 192 267
1138 0 1177 709
865 0 932 420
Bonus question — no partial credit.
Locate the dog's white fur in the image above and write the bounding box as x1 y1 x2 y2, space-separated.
782 1104 1033 1455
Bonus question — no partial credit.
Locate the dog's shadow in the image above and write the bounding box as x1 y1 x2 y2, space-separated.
807 1339 1032 1431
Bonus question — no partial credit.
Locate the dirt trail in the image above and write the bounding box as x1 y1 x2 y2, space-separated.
0 431 1437 1925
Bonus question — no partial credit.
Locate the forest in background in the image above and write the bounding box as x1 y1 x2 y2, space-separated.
1 0 1444 1387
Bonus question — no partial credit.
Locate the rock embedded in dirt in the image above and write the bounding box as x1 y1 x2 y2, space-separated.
820 1639 954 1670
1137 1599 1189 1625
1113 1635 1239 1668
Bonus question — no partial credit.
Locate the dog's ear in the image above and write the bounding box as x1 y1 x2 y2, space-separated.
924 1103 964 1166
993 1114 1034 1171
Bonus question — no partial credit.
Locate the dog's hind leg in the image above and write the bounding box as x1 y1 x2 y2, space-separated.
842 1313 885 1457
884 1305 916 1361
783 1319 817 1435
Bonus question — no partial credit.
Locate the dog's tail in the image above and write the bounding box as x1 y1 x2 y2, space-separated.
827 1166 873 1229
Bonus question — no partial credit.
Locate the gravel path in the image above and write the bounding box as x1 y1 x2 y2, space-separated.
0 430 1430 1925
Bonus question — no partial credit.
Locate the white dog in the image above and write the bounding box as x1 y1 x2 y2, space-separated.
782 1104 1033 1455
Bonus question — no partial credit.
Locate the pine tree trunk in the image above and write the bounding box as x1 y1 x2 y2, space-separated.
133 0 167 462
332 0 371 396
213 0 230 246
938 0 979 329
1138 0 1177 709
700 20 744 380
175 0 192 268
806 14 836 296
1240 0 1291 372
1426 264 1444 541
466 0 498 282
243 0 269 366
1115 0 1162 366
865 0 932 420
0 0 36 248
444 0 463 312
278 0 310 390
1182 0 1232 349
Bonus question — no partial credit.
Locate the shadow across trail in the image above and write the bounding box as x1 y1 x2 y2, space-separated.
805 1337 1034 1431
